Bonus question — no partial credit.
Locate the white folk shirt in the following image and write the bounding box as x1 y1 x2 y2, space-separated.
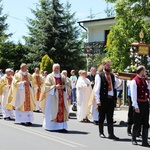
130 75 149 109
94 72 114 103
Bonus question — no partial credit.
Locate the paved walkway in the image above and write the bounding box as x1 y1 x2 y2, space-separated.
69 105 129 125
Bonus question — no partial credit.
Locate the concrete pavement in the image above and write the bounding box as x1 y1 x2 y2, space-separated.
0 107 150 150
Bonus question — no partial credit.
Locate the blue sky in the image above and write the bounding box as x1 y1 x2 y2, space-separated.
3 0 109 43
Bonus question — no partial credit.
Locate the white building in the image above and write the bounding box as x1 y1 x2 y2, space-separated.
78 17 150 50
78 17 116 48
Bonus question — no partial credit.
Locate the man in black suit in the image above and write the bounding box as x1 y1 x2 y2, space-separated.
94 60 119 140
87 67 96 89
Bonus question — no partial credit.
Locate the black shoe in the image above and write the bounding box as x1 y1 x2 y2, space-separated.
93 121 98 125
34 110 40 113
99 133 106 138
132 139 138 145
59 129 68 133
4 117 10 120
108 134 119 140
25 122 32 126
21 122 26 125
142 142 150 147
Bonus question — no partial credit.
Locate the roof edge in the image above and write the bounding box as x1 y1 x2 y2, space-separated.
78 17 115 23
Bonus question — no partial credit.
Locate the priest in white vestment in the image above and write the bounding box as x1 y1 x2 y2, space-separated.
39 64 70 132
9 63 35 126
32 67 44 112
0 68 14 120
76 70 92 122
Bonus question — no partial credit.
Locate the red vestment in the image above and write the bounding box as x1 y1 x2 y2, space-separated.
22 75 31 111
54 77 64 123
36 75 41 101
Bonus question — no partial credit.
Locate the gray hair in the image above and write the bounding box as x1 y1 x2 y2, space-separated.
53 63 60 70
20 63 27 69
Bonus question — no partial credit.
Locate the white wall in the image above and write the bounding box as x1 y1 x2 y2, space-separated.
88 25 112 42
82 17 150 43
83 19 116 42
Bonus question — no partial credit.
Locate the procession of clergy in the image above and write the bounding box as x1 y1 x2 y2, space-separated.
0 63 93 131
0 60 150 147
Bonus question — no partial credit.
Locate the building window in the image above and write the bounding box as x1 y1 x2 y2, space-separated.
105 30 110 45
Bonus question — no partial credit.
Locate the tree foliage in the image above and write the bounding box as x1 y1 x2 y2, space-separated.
0 1 30 71
104 2 115 17
0 1 11 69
105 0 150 71
24 0 85 72
40 54 54 73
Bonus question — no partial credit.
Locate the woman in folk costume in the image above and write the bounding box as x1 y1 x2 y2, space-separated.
9 63 35 126
32 67 44 112
39 64 70 133
76 70 92 122
0 68 14 120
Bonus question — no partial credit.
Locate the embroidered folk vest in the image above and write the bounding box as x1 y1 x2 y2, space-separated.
134 75 149 102
99 71 116 101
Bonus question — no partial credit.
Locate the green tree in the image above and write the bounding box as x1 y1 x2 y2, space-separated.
105 0 150 71
40 54 54 73
0 1 13 69
13 42 29 70
87 8 96 19
0 41 30 71
104 2 115 17
0 1 32 71
24 0 85 72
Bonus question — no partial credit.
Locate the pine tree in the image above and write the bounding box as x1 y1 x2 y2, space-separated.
24 0 85 72
104 2 115 17
58 1 85 71
40 54 54 73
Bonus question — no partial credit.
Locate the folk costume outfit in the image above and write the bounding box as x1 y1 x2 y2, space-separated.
0 73 14 120
130 75 150 146
9 70 35 125
94 70 119 140
32 73 44 111
39 73 70 132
